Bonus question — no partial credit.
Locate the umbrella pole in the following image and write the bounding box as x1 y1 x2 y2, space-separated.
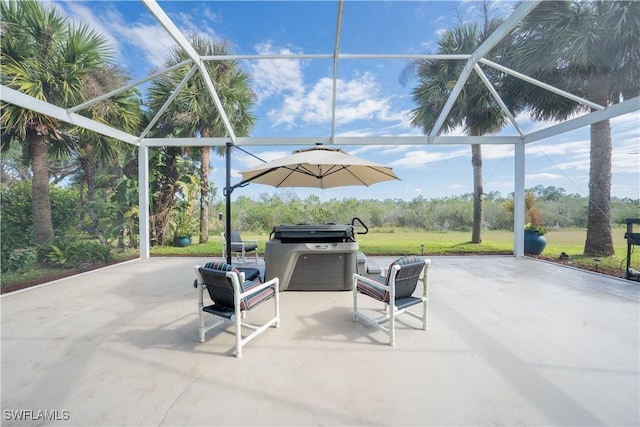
225 142 232 264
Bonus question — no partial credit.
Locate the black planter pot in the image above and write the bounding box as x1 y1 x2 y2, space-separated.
524 231 547 255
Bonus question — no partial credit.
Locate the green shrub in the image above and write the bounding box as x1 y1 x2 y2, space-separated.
1 181 36 249
38 236 113 268
1 247 37 273
1 182 80 269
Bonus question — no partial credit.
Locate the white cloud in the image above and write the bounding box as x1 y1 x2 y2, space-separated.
126 23 174 68
527 139 590 157
612 145 640 174
248 42 305 102
481 144 515 160
388 148 468 169
448 184 466 190
236 149 292 170
56 2 179 70
58 2 229 71
265 69 403 129
348 145 411 157
172 11 219 41
525 172 564 181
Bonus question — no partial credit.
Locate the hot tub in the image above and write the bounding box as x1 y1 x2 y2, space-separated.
264 224 360 291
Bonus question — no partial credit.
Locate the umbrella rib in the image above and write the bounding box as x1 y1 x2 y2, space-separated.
275 165 319 186
339 167 369 185
321 165 399 185
297 164 330 179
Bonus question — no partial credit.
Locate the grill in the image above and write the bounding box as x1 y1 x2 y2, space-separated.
625 218 640 281
273 224 355 243
265 224 359 291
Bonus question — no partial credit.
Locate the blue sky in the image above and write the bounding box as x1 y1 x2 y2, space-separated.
55 1 639 201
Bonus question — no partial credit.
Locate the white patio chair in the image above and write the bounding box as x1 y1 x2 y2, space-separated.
194 261 279 358
221 230 259 264
352 256 431 346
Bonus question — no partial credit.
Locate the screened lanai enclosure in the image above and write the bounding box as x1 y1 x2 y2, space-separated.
1 0 638 258
2 3 639 425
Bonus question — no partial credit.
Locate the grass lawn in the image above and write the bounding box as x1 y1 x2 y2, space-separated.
3 226 637 293
152 226 637 278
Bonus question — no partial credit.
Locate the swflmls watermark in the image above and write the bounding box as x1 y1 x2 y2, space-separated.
3 409 70 422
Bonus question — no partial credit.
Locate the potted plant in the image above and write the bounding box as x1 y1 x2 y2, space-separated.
503 192 548 255
171 202 197 247
523 193 547 255
524 222 548 255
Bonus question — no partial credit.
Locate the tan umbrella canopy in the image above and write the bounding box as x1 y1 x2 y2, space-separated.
240 145 400 189
223 144 399 263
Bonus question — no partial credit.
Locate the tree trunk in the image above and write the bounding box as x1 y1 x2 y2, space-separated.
584 118 614 256
79 155 98 234
150 147 180 245
471 143 483 243
584 78 614 257
199 146 210 244
28 129 54 244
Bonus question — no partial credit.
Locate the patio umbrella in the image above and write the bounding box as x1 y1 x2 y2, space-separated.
223 144 399 264
239 145 400 189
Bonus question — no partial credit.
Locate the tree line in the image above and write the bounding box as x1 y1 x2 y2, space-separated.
219 186 639 234
3 180 637 274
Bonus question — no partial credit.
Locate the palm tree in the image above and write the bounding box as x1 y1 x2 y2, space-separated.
71 67 142 232
0 0 112 244
146 35 255 244
512 1 640 257
405 13 523 243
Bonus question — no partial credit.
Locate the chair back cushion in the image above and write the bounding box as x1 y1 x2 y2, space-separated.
200 262 242 308
386 256 424 300
227 231 243 252
199 261 274 311
228 230 258 252
229 230 242 242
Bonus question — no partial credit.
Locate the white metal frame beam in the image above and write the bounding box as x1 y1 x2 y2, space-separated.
330 0 345 144
0 85 140 145
474 64 525 137
428 1 540 140
142 0 237 143
67 60 192 115
480 59 605 111
139 64 199 139
523 97 639 144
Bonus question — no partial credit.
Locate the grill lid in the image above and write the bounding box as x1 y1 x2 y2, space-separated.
271 224 355 243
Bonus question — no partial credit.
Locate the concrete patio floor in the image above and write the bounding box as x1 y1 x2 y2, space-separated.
1 256 638 426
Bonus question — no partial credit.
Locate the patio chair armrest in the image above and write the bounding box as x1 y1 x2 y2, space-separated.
194 266 206 308
194 266 204 286
242 239 258 245
238 277 279 299
353 273 390 292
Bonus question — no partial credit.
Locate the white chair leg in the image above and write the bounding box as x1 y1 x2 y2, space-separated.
274 283 280 328
198 285 205 343
423 299 428 331
235 309 243 358
352 279 358 321
389 303 395 346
